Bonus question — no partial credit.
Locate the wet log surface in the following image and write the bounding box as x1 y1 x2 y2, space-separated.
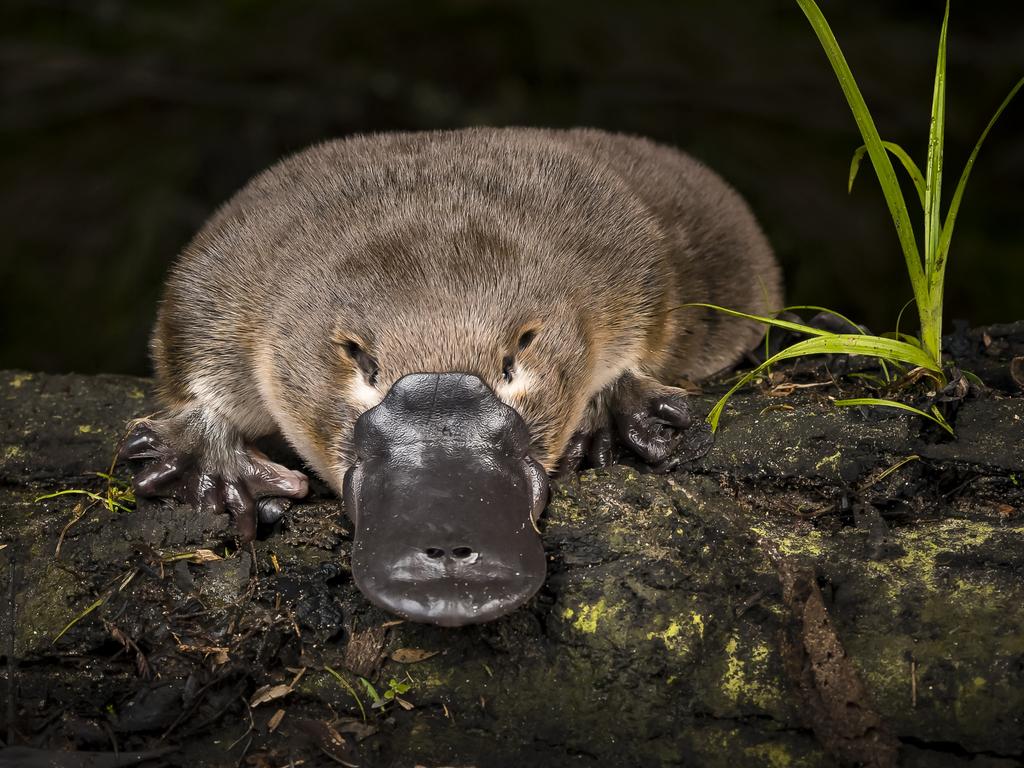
1 323 1023 768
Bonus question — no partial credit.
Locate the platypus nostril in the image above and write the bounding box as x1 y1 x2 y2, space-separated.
451 546 474 559
424 547 445 559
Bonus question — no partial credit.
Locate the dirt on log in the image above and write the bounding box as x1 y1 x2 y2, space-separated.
1 323 1023 768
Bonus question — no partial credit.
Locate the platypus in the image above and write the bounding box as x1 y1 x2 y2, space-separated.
122 128 782 626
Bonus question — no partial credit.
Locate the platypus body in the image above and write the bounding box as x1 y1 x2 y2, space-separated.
123 128 782 626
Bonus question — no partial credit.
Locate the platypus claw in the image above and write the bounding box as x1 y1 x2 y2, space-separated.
119 421 308 542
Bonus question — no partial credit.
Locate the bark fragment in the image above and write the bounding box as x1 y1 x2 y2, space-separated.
778 559 901 768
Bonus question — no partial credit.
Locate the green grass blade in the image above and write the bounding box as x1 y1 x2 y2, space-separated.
53 598 105 643
961 369 985 388
881 331 922 347
923 1 949 275
325 665 367 721
93 471 130 490
360 677 385 709
917 0 949 361
770 334 937 371
849 141 926 208
676 303 835 338
935 74 1024 295
34 488 134 514
707 333 940 430
776 304 867 332
763 303 897 381
834 397 954 435
893 296 918 344
796 0 926 311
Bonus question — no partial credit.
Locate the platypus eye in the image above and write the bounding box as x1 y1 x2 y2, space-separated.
502 354 515 383
502 328 537 384
338 339 379 387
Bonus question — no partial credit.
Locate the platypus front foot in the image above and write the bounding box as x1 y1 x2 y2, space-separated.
609 371 713 471
559 372 713 474
119 419 309 542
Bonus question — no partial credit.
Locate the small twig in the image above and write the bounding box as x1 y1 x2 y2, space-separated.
103 620 152 679
910 657 918 708
101 720 119 756
859 455 921 492
941 475 978 500
768 380 835 397
228 697 255 766
55 501 87 558
159 677 221 741
285 604 302 640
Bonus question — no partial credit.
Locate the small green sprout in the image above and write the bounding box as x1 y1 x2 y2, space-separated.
358 674 414 712
382 676 412 703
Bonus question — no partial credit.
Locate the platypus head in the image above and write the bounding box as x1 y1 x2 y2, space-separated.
325 217 653 626
343 372 549 626
331 293 602 626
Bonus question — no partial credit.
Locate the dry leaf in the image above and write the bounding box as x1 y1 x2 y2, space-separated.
243 754 275 768
335 717 377 742
176 642 230 657
1010 357 1024 389
292 718 358 767
389 648 439 664
191 548 223 563
267 709 286 732
250 683 293 707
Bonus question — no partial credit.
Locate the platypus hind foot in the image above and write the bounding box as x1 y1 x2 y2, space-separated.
610 371 714 471
119 418 308 542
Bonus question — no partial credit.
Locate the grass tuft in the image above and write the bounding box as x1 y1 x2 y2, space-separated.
702 0 1022 431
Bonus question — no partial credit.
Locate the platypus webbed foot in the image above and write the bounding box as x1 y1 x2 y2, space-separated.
120 419 309 542
609 371 713 471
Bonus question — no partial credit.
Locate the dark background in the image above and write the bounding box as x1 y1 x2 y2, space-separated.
2 0 1022 376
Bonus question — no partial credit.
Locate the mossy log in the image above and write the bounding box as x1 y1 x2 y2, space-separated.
1 347 1023 767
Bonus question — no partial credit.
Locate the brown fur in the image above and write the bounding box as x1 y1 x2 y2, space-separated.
151 127 782 485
